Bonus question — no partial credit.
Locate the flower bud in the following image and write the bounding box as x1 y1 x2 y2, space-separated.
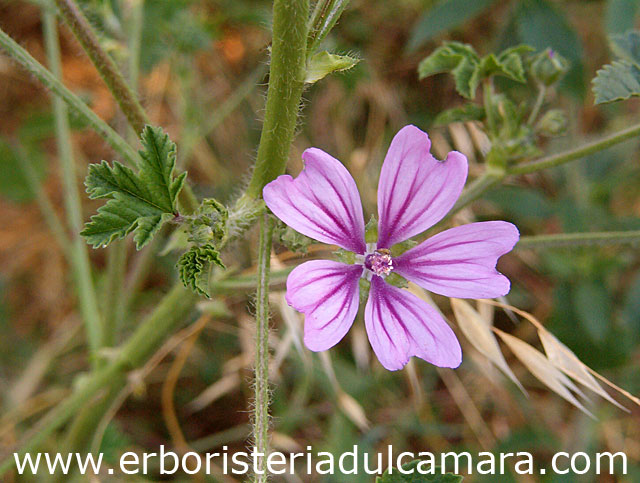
536 109 567 137
530 49 569 86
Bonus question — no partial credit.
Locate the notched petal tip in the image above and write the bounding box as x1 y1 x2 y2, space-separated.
377 125 468 248
263 148 366 253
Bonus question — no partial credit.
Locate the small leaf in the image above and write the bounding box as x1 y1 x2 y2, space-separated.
495 330 593 417
177 244 224 297
81 126 187 249
305 51 359 84
433 103 485 126
451 299 524 393
278 223 313 253
418 42 478 79
452 56 478 99
609 30 640 66
376 460 463 482
593 60 640 103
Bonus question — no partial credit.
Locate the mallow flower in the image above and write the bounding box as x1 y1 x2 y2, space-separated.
263 125 519 370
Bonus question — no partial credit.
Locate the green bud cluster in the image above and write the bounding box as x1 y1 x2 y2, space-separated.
530 48 569 87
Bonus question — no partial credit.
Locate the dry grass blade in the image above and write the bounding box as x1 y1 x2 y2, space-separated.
494 329 594 418
319 352 370 431
485 300 639 409
186 373 241 414
451 298 524 393
537 330 627 411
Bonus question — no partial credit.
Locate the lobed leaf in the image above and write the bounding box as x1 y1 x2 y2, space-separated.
452 56 478 99
593 60 640 104
177 244 224 298
419 42 529 99
81 126 186 249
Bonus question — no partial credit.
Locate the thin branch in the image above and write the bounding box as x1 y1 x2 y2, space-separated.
0 27 138 164
54 0 149 133
516 230 640 249
509 122 640 175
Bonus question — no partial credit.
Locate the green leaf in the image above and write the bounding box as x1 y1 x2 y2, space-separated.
376 460 463 482
177 244 224 297
419 42 527 98
81 125 187 249
593 60 640 104
417 42 478 79
407 0 497 52
433 103 485 126
452 55 479 99
305 51 359 84
474 52 527 86
609 30 640 66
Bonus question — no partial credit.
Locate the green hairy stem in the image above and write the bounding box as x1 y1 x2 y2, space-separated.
517 230 640 248
509 122 640 175
253 216 275 482
244 0 310 199
54 0 150 133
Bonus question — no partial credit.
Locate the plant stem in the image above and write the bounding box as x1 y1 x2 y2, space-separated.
0 27 138 165
253 215 274 482
14 144 71 255
0 283 198 476
516 230 640 249
103 242 127 347
509 121 640 175
54 0 149 134
244 0 310 200
527 84 546 126
43 10 104 368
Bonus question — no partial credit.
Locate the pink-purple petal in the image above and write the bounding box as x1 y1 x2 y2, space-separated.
364 276 462 370
376 125 468 248
286 260 363 352
263 148 366 254
394 221 519 299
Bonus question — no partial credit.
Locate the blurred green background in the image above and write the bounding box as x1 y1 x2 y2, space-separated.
0 0 639 481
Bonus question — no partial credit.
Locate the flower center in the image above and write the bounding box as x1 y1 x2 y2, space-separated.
364 249 394 277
